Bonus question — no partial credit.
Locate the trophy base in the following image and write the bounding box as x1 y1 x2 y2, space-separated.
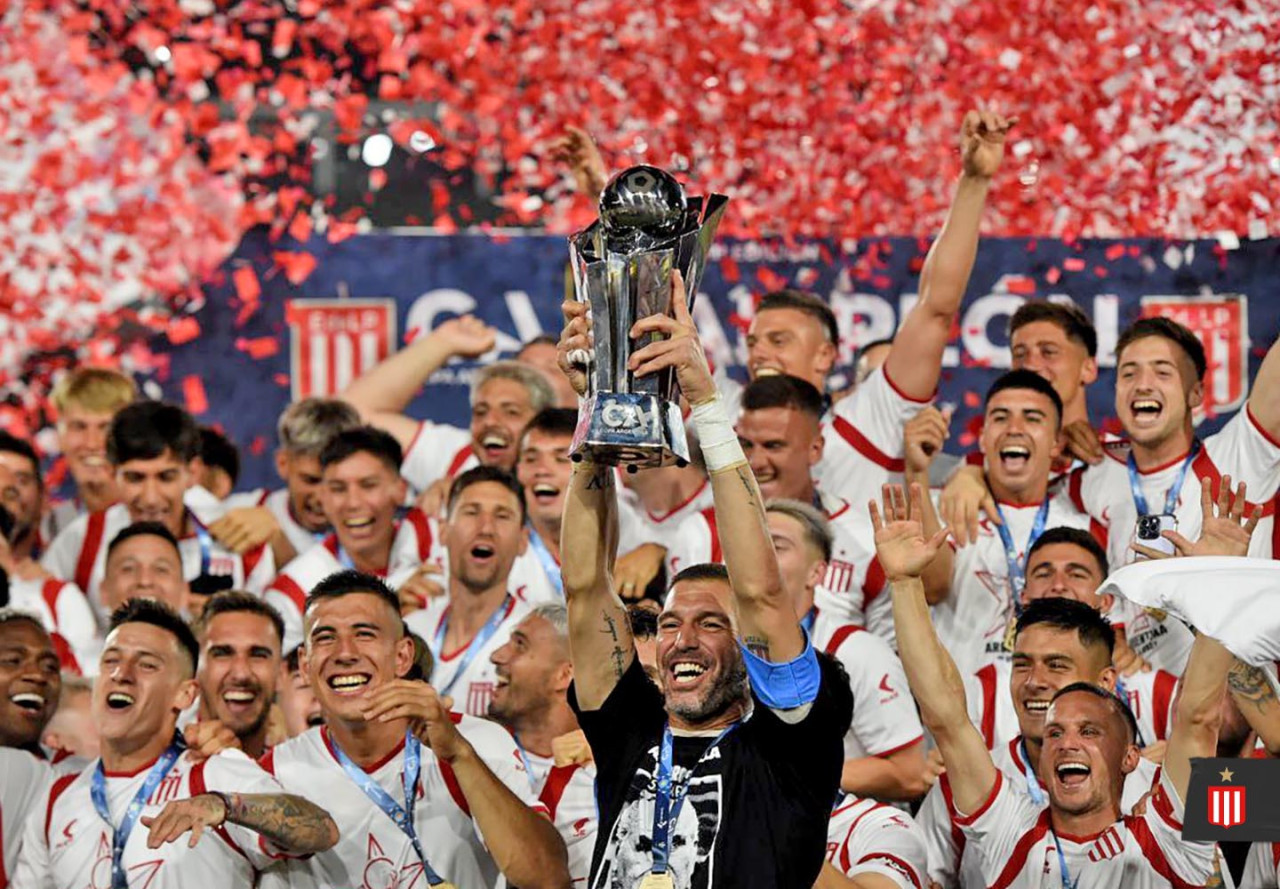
571 393 691 472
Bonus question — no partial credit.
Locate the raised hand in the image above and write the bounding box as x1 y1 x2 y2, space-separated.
556 300 593 397
870 484 951 583
904 406 951 477
960 109 1016 180
938 464 999 547
549 125 608 200
430 315 497 359
1132 475 1260 561
627 271 717 405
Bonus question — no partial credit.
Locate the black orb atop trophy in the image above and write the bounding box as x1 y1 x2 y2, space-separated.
598 166 688 248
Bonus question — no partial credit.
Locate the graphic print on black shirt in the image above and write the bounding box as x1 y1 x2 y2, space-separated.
570 652 853 889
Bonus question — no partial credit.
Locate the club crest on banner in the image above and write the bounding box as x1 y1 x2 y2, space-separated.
1208 784 1246 828
1140 295 1248 417
286 299 397 400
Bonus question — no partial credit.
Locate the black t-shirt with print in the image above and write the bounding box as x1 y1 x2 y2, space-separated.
569 652 853 889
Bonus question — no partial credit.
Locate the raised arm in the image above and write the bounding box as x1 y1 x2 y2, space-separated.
630 273 802 663
341 316 497 449
556 301 634 709
1245 324 1280 440
1164 632 1231 802
903 406 955 603
875 483 997 817
884 110 1012 401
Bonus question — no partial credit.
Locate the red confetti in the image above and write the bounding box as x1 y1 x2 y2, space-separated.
166 316 201 345
272 252 318 286
182 375 208 415
234 337 280 360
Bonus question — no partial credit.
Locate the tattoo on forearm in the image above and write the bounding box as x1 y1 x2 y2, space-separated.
744 635 770 659
1228 661 1276 711
222 793 336 854
734 467 759 506
585 469 610 490
601 611 627 679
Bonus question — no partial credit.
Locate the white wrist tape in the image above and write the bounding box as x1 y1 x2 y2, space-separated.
691 396 746 473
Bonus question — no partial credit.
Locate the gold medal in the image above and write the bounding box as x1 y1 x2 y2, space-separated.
638 873 676 889
1002 615 1018 652
1144 606 1168 622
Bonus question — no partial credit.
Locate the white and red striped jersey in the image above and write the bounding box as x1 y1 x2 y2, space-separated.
952 766 1214 889
814 622 923 764
265 508 442 652
263 719 545 889
2 747 51 886
13 748 294 889
7 575 98 676
405 593 534 718
964 661 1179 753
931 492 1093 679
39 500 83 559
222 487 327 558
628 478 714 558
401 421 477 494
522 749 597 887
825 796 927 889
1243 842 1280 889
918 736 1159 889
1068 408 1280 673
41 487 274 621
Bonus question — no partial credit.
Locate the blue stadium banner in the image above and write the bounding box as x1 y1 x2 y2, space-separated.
158 231 1280 491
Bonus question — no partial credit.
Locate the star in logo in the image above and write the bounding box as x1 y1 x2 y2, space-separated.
1220 766 1235 782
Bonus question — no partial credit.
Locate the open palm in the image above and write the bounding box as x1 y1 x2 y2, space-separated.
871 484 951 581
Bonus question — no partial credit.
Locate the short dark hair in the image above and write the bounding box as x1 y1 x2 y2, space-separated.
628 604 659 640
1015 596 1116 657
284 646 303 673
985 369 1065 428
669 562 731 592
1115 317 1207 381
319 426 403 474
740 374 825 421
447 466 527 525
757 290 840 347
521 408 577 444
193 590 285 647
0 608 51 640
0 432 41 483
108 401 201 466
1010 301 1098 358
108 598 200 674
1027 527 1109 579
1051 681 1140 745
199 426 241 487
107 521 182 563
304 569 403 626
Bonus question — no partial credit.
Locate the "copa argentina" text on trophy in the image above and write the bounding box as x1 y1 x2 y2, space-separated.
567 165 728 471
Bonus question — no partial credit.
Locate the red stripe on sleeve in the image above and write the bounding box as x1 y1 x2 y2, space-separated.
404 508 434 560
45 773 79 845
74 511 108 593
1152 671 1178 743
977 664 997 750
831 416 906 473
703 508 722 564
40 579 66 624
438 760 471 816
823 624 863 656
538 763 580 820
270 575 309 612
447 444 475 479
989 810 1052 889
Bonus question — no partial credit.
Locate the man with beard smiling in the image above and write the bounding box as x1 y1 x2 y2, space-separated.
875 483 1226 889
557 274 852 889
42 401 275 619
194 592 286 760
342 314 556 494
917 371 1092 678
265 426 442 651
406 466 534 717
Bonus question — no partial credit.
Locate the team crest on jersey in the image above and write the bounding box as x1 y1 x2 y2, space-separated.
287 299 397 400
209 556 238 578
466 681 496 716
824 560 855 594
1208 783 1246 828
1140 294 1248 417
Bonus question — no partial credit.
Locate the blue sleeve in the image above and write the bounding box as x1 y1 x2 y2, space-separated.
738 630 822 710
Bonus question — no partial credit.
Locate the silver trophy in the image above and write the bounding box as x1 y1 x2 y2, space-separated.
568 165 729 471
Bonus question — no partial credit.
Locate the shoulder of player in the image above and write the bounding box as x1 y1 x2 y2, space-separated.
820 623 893 665
262 726 328 774
404 597 447 637
452 711 517 751
188 747 275 785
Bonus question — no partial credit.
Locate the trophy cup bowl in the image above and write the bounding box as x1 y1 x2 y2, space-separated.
567 166 729 472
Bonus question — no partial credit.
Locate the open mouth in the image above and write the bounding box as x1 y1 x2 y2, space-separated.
327 673 372 694
80 454 109 468
1022 699 1050 715
998 444 1031 471
1055 761 1092 787
1130 399 1163 421
306 713 324 727
753 366 782 378
470 543 496 561
10 692 45 714
531 483 560 504
669 661 709 687
344 516 375 529
480 432 511 456
222 689 259 710
106 692 135 711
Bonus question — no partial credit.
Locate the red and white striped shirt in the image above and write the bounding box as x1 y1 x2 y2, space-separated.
825 796 927 889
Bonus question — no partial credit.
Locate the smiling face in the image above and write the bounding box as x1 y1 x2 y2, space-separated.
766 512 826 619
302 592 414 725
1023 542 1110 611
746 308 835 390
59 407 117 490
1011 625 1115 742
980 388 1061 499
321 451 405 566
0 619 60 748
737 407 822 502
0 451 41 539
488 613 571 729
102 533 189 613
1042 690 1138 816
657 579 749 728
197 610 281 744
517 429 572 530
1011 321 1097 412
445 480 528 594
95 622 197 749
277 452 329 533
471 378 537 470
278 661 323 737
116 450 195 537
1115 335 1201 452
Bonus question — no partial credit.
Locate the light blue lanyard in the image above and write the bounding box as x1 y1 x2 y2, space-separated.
993 499 1051 616
511 733 540 794
431 595 513 697
1127 442 1198 516
330 731 450 887
1051 831 1080 889
187 509 213 576
525 524 564 598
650 723 736 875
1017 738 1047 807
91 740 184 889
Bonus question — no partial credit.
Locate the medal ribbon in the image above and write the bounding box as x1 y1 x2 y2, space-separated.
650 723 736 876
1051 831 1081 889
187 509 214 576
992 499 1051 616
91 737 185 889
525 525 564 598
511 733 540 794
431 595 513 697
1126 442 1199 517
1017 738 1047 807
331 730 451 887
